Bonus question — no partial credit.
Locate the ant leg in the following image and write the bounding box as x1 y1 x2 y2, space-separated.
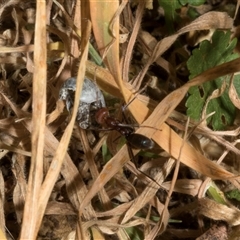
125 144 162 189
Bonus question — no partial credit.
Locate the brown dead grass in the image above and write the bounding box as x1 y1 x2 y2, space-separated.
0 0 240 239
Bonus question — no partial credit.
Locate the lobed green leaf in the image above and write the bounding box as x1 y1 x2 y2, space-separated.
186 30 240 130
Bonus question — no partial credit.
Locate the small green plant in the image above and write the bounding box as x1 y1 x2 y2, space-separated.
159 0 206 33
226 189 240 202
186 30 240 130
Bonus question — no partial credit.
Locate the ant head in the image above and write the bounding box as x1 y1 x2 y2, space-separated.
95 108 109 125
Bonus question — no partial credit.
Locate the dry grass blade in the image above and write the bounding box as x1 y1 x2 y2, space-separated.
20 0 47 238
122 1 145 82
36 21 92 238
90 0 122 86
86 60 121 98
229 73 240 109
0 171 5 237
162 179 202 196
12 154 27 225
198 198 240 226
89 0 140 112
0 45 34 53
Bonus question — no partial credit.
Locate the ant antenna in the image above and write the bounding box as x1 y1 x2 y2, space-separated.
123 78 151 112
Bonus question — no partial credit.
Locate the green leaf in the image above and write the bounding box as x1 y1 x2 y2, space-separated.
178 0 189 6
158 0 206 34
179 0 206 6
186 30 240 130
102 141 112 163
207 183 227 205
226 189 240 202
125 227 143 240
159 0 206 32
187 7 200 19
158 0 181 33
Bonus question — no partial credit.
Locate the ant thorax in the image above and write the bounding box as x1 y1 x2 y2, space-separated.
59 77 105 129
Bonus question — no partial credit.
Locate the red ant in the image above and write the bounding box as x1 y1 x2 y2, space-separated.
60 77 155 150
94 107 155 150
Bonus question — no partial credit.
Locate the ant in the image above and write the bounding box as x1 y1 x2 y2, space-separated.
59 77 155 150
94 107 155 150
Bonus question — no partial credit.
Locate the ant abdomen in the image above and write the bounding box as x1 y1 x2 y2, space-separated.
126 133 155 150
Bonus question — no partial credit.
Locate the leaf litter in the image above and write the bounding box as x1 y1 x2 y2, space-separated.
0 0 240 239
